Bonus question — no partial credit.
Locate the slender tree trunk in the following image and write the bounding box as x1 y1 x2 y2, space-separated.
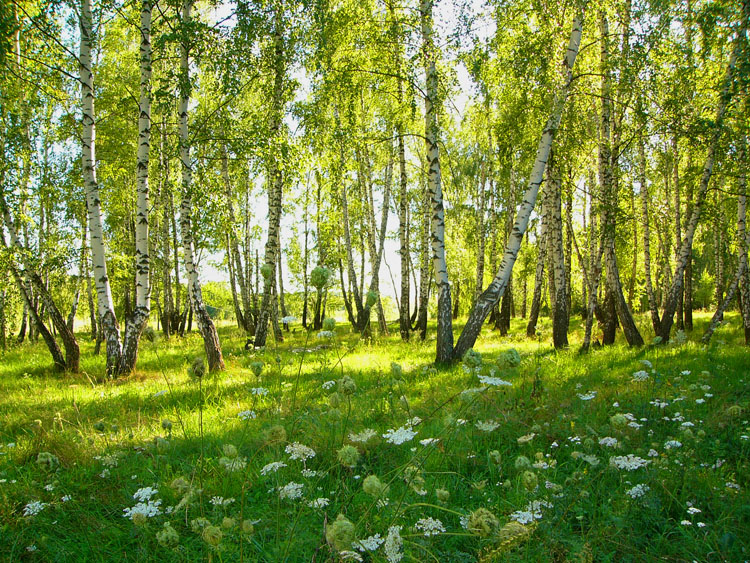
737 124 750 344
117 0 153 375
548 150 569 348
68 222 88 332
684 158 694 330
474 158 487 303
227 234 245 329
453 5 585 359
0 290 5 352
277 249 289 331
302 178 310 329
178 0 224 370
398 128 410 341
222 143 252 332
673 135 684 330
526 218 547 337
599 11 643 347
254 5 286 349
638 127 660 333
81 0 121 374
417 166 431 339
160 119 173 339
421 0 453 362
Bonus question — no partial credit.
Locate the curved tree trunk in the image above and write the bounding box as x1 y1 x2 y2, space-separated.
453 5 585 360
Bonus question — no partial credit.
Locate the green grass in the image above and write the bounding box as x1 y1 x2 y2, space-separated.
0 313 749 561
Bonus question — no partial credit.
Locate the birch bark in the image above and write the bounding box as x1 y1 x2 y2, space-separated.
453 4 585 359
81 0 121 374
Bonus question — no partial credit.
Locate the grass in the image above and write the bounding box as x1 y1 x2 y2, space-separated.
0 312 748 561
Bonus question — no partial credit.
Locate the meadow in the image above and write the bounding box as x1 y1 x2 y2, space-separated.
0 314 748 562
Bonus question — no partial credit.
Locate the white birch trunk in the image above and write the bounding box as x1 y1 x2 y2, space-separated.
253 5 286 348
80 0 121 374
453 4 585 359
117 0 152 375
421 0 453 362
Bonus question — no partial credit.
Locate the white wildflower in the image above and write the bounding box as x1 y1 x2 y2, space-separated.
239 410 257 420
414 517 446 537
354 534 384 552
382 426 417 445
384 525 403 563
285 442 316 461
625 484 650 499
475 420 500 432
609 455 651 471
278 482 304 500
251 387 269 396
307 497 329 508
23 501 47 517
478 375 512 387
419 438 440 446
517 433 536 444
133 487 158 502
632 370 650 382
349 429 378 443
577 391 597 401
261 461 288 475
664 440 682 449
599 437 618 448
322 380 336 390
123 499 162 519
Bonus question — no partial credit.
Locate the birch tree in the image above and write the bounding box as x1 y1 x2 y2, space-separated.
116 0 152 375
254 2 286 349
453 3 586 360
80 0 122 375
420 0 453 363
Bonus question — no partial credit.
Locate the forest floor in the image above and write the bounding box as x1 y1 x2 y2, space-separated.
0 312 748 561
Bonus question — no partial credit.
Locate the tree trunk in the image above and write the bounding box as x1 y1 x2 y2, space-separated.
599 11 643 347
673 135 684 330
527 188 548 337
738 127 750 344
547 150 568 348
421 0 453 362
398 127 410 341
222 143 252 332
116 0 153 376
638 125 660 333
453 5 585 359
178 0 224 370
81 0 121 374
254 5 286 349
657 8 745 341
160 119 173 339
416 165 431 339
